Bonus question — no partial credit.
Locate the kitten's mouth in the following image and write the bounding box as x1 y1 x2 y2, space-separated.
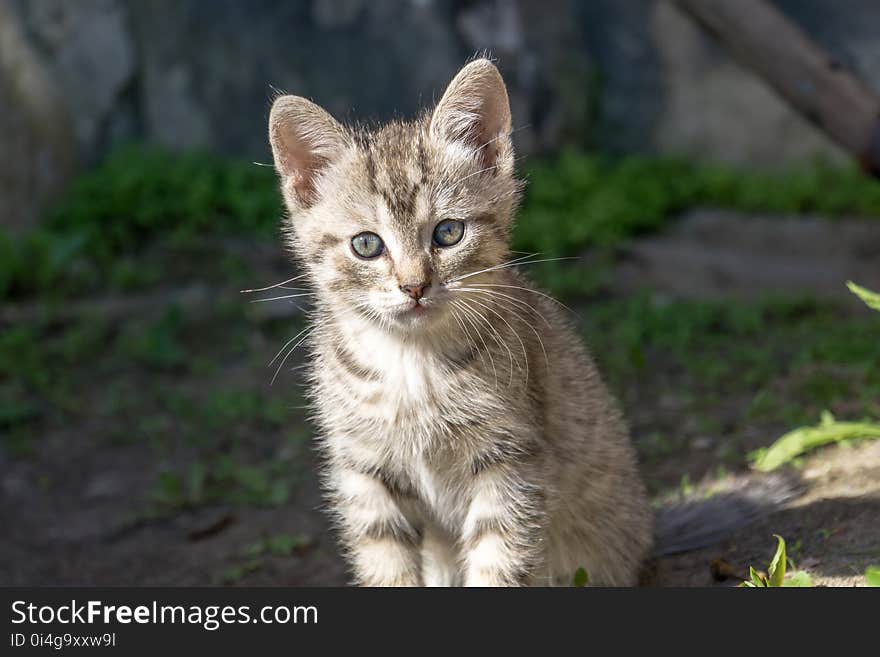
399 302 429 320
386 299 433 322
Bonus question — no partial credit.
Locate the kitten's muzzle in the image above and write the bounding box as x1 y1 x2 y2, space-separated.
400 281 430 301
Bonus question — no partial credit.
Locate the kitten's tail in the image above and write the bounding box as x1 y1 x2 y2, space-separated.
652 472 800 556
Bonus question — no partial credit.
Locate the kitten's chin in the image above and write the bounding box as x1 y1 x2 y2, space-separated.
383 300 445 331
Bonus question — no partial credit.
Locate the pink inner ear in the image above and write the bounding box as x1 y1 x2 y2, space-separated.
288 154 323 206
274 128 323 205
270 95 348 208
479 136 501 169
461 113 505 170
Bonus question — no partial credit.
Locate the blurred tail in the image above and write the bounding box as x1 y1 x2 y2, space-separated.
653 472 800 556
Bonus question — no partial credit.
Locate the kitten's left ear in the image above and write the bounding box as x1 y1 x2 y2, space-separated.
269 95 349 208
430 59 513 170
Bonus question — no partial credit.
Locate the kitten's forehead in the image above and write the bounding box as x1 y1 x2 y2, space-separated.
346 120 478 234
356 122 429 228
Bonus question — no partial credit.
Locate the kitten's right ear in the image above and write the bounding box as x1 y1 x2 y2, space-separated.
269 95 348 207
430 59 512 171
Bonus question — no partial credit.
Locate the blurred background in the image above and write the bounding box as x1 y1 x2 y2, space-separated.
2 0 879 587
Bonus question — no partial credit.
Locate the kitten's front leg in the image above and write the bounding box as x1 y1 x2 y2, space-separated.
460 448 546 587
329 465 422 586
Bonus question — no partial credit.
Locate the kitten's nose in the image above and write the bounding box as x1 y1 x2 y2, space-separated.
400 282 429 300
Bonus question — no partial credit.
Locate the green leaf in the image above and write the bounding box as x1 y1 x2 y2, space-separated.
768 535 787 587
847 281 880 312
573 567 589 587
783 571 813 587
752 414 880 472
866 566 880 587
749 566 767 587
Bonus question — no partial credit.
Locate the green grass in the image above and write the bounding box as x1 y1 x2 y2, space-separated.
242 533 311 558
46 145 280 248
583 295 880 402
152 454 300 510
217 534 312 585
0 144 279 299
515 151 880 256
581 294 880 481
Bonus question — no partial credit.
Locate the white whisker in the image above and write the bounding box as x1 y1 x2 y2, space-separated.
268 326 313 368
448 304 491 377
466 282 578 316
454 297 511 383
448 255 579 284
446 253 539 284
454 286 552 328
270 327 315 386
249 292 316 303
460 294 529 387
240 273 309 294
455 287 550 371
450 300 497 388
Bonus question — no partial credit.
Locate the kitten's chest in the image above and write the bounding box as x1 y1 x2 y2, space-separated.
315 331 500 526
316 333 476 438
377 348 438 407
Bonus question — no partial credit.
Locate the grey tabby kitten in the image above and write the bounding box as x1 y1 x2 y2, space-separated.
268 59 653 586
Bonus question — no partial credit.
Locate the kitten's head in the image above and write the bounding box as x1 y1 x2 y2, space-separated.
269 59 521 335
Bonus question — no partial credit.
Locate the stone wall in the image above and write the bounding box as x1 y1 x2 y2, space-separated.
3 0 880 228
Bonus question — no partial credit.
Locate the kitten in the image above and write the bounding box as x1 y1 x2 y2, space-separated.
268 59 653 586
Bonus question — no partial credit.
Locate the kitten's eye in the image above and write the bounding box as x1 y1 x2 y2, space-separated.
432 219 465 247
351 232 384 259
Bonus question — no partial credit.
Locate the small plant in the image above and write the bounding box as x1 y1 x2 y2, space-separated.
152 455 297 510
847 281 880 312
865 566 880 587
741 535 813 587
751 410 880 472
217 559 264 585
242 534 311 559
573 567 589 587
217 534 312 585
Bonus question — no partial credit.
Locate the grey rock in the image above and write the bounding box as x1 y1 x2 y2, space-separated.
612 209 880 303
126 0 596 159
19 0 136 157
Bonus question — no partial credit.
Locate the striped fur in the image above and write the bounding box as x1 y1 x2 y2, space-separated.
268 59 653 586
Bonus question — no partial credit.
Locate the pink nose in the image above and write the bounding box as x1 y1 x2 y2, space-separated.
400 282 429 300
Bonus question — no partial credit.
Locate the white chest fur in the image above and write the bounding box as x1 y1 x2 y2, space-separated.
318 321 474 518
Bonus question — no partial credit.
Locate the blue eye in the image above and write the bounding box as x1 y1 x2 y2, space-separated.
433 220 465 247
351 232 384 258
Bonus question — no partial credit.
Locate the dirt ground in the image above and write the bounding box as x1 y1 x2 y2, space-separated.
654 439 880 586
2 211 878 587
